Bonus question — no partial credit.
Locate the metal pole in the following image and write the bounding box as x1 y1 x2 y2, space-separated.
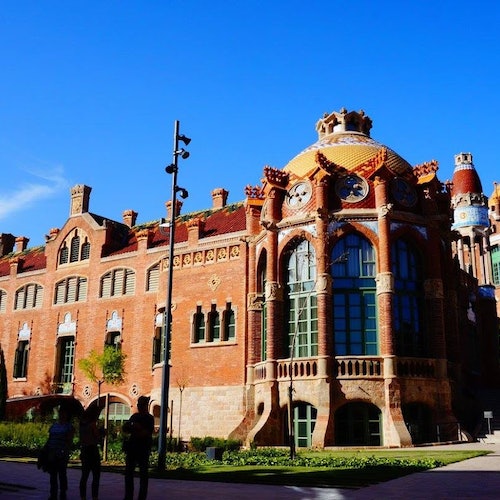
157 120 180 470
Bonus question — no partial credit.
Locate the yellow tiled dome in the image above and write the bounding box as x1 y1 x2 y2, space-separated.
283 109 412 179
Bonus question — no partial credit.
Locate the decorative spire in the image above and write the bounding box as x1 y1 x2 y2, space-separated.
315 108 373 139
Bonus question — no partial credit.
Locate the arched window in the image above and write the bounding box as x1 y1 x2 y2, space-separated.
0 289 6 313
58 229 91 266
146 262 160 292
59 243 69 265
335 402 382 446
54 277 88 304
14 284 43 310
331 233 377 355
284 239 317 358
152 312 165 365
258 252 267 361
80 238 91 260
223 302 236 340
55 335 75 394
208 305 220 341
100 268 136 298
13 340 29 379
392 238 425 356
193 306 205 343
70 233 80 263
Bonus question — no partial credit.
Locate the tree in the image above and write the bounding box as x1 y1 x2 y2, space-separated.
0 345 7 421
79 346 126 402
79 345 126 459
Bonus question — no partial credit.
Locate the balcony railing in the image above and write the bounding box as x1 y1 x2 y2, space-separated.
277 358 318 381
335 356 383 379
251 355 439 383
396 357 437 378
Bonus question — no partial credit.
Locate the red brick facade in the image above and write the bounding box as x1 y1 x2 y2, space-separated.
1 109 499 447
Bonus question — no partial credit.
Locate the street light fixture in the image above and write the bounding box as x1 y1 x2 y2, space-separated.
157 119 190 470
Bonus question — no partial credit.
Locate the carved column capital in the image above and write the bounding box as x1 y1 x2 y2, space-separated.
378 203 393 218
265 281 283 301
376 272 394 294
247 292 264 311
315 273 332 294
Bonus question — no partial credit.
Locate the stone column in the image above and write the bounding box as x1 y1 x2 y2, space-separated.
315 178 333 359
374 177 395 359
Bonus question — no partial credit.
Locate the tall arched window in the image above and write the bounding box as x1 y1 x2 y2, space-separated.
285 239 317 358
258 252 267 361
208 305 220 341
70 233 81 263
331 233 377 355
193 306 205 343
392 238 425 356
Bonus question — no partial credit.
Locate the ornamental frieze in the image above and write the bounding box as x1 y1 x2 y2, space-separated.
161 245 240 270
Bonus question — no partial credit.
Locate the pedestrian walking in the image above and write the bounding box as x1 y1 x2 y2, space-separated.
79 405 104 500
46 405 75 500
122 396 154 500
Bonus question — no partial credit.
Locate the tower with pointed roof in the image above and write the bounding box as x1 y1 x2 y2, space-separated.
451 153 492 284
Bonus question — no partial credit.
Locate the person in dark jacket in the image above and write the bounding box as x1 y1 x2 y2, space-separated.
123 396 155 500
79 405 104 500
46 405 75 500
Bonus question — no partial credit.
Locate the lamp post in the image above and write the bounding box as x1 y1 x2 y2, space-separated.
157 119 190 470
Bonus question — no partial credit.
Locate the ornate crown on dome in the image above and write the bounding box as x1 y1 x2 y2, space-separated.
316 108 373 139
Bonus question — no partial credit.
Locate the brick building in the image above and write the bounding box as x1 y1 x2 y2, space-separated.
1 108 499 447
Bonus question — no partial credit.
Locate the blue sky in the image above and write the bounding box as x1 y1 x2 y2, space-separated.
1 1 498 247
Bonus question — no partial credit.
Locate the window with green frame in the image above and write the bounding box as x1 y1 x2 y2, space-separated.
392 238 425 357
208 305 220 341
259 261 267 361
13 340 29 379
193 306 205 343
223 302 236 340
56 336 75 393
492 245 500 285
285 240 318 358
331 233 378 355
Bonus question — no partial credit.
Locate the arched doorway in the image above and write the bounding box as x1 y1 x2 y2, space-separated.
335 402 382 446
402 402 434 444
294 403 317 448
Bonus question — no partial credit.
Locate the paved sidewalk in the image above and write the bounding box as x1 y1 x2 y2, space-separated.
1 442 499 499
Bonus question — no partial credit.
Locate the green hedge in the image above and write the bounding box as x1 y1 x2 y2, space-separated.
189 436 242 452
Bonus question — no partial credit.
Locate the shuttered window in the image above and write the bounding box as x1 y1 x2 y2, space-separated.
59 244 69 264
58 230 91 267
81 239 90 260
147 263 160 292
0 289 6 313
70 235 80 263
54 277 88 304
14 284 43 310
101 268 136 298
124 269 135 295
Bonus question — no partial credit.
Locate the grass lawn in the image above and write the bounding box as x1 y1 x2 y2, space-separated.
146 449 490 489
4 448 490 490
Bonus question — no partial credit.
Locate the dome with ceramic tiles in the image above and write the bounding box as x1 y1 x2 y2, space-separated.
283 108 412 178
451 153 489 229
451 153 483 197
